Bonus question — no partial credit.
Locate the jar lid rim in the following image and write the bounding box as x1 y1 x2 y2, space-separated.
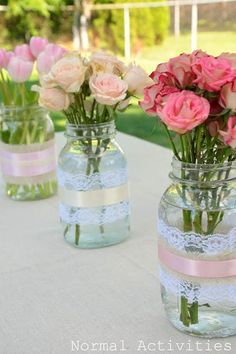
172 155 236 168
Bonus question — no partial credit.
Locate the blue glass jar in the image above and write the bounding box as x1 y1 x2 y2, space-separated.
58 122 130 248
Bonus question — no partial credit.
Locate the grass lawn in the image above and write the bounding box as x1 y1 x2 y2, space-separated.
131 31 236 71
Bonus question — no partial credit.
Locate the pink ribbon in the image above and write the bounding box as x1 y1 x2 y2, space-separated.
0 145 56 177
158 242 236 278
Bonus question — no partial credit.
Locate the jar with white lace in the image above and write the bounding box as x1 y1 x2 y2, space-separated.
158 157 236 337
58 122 130 248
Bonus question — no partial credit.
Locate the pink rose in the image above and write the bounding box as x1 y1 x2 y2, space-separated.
36 44 67 74
139 72 179 115
219 116 236 149
159 90 210 134
167 53 196 88
29 37 49 58
218 53 236 69
190 49 208 64
150 62 168 82
123 64 153 95
139 83 179 115
7 56 33 82
14 44 34 62
219 79 236 112
150 67 177 86
32 85 71 111
89 73 128 105
42 52 87 92
192 55 236 91
0 49 13 69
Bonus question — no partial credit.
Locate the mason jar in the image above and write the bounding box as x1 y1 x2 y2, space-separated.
158 157 236 337
58 121 130 248
0 105 57 201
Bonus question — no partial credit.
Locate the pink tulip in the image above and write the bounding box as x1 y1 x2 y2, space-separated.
36 44 67 74
14 44 34 62
7 56 33 82
29 37 49 58
0 49 13 69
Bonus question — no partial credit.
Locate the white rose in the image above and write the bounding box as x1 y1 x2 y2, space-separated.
89 51 127 75
124 63 153 95
89 73 128 105
41 51 87 92
32 85 71 111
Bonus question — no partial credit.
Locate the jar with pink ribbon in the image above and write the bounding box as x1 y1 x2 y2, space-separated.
0 106 57 200
158 158 236 337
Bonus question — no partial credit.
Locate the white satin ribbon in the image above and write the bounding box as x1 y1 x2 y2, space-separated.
59 184 129 208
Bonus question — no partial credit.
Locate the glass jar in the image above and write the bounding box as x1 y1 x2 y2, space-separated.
58 121 130 249
0 105 57 201
158 157 236 338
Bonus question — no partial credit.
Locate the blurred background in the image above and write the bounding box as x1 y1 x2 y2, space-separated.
1 0 236 146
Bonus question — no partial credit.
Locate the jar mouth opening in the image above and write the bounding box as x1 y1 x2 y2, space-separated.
66 121 116 139
0 105 48 122
66 121 115 129
172 155 236 170
0 104 46 114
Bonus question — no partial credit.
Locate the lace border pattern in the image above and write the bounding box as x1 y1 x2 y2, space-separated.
57 167 128 191
158 218 236 255
59 200 130 225
160 267 236 306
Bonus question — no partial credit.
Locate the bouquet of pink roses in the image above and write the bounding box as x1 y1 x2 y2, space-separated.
140 50 236 163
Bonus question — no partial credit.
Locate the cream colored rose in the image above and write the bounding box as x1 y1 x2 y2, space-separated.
89 51 126 75
41 52 87 92
124 63 153 95
32 85 71 111
89 73 128 105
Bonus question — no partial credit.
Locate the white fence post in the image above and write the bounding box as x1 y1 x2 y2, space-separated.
191 1 198 51
124 6 131 59
174 1 180 38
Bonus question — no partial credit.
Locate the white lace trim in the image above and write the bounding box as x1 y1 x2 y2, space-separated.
57 167 128 191
158 219 236 255
59 201 129 225
160 268 236 305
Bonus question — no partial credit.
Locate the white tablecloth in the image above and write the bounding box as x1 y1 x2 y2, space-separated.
0 133 235 354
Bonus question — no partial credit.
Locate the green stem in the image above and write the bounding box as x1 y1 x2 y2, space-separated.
163 123 181 160
75 224 80 246
180 296 190 327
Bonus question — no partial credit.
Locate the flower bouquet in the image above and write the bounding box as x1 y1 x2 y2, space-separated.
140 51 236 337
0 37 66 200
35 50 151 248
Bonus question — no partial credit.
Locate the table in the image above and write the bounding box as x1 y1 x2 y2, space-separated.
0 133 235 354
